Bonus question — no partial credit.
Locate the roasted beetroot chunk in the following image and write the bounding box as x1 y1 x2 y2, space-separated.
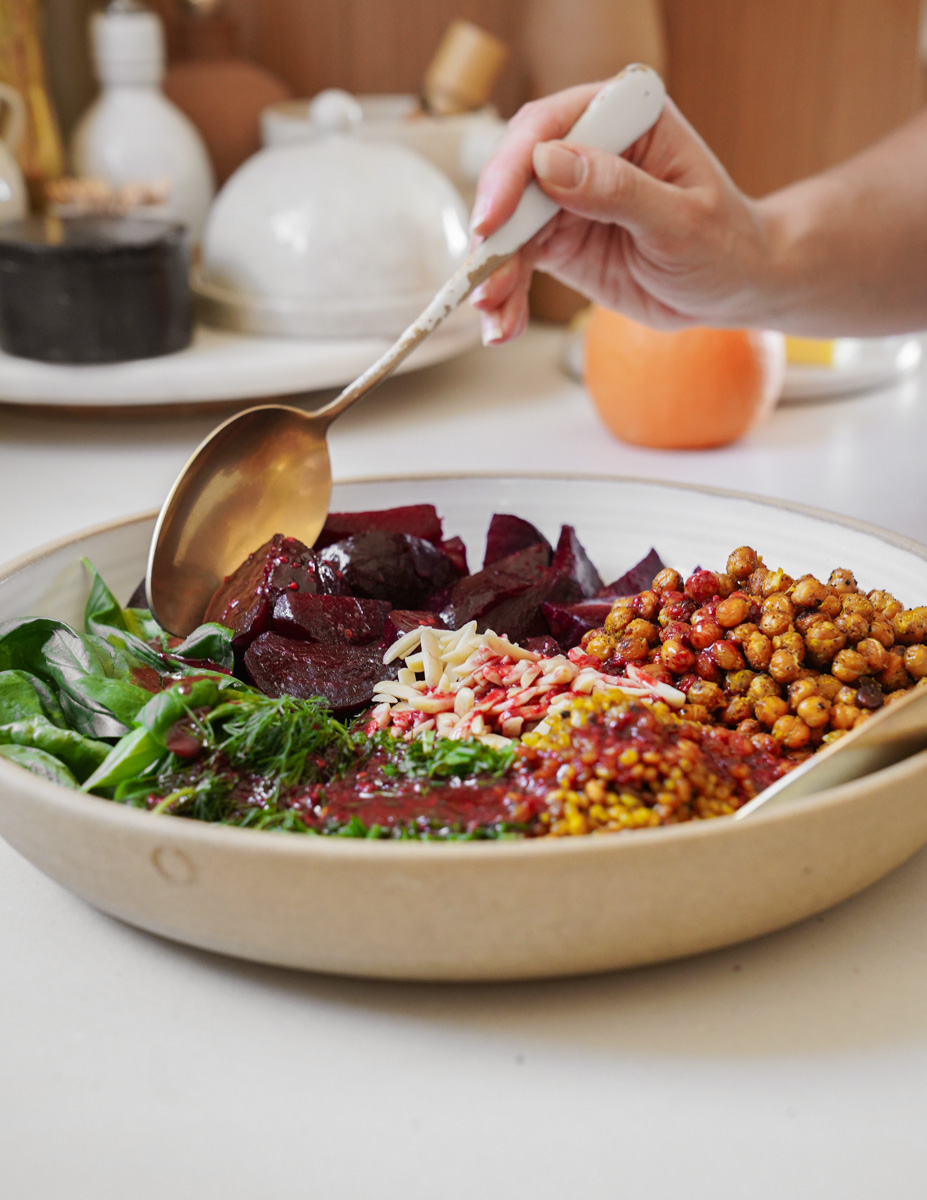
442 543 553 641
244 632 398 715
541 599 614 650
597 548 665 599
272 593 392 646
483 513 552 567
385 609 448 638
313 504 443 550
548 525 604 603
440 535 468 576
204 534 343 653
318 531 463 608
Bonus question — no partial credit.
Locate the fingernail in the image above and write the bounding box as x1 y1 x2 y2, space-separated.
470 282 489 306
469 195 489 233
481 312 505 346
533 142 585 189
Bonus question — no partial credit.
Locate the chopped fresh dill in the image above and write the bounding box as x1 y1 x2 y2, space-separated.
383 730 517 780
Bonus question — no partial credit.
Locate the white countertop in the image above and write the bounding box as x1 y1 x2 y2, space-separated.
2 326 926 1198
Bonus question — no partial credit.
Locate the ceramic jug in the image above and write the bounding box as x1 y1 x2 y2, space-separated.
0 82 28 219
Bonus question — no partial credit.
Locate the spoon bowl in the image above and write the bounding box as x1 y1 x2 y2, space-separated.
147 66 667 634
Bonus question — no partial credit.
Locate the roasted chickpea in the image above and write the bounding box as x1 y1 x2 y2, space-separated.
877 654 911 692
680 703 711 724
684 570 721 604
769 648 802 684
773 630 806 660
835 611 869 642
856 636 890 671
613 635 650 662
755 695 790 727
831 648 869 684
815 674 843 702
828 567 858 594
903 645 927 680
604 606 634 636
867 615 896 649
747 674 781 704
729 621 760 645
661 638 695 673
795 611 828 636
715 573 736 598
771 714 812 750
759 609 793 637
869 590 903 619
750 732 781 755
689 618 722 651
788 677 819 709
831 703 861 731
818 591 842 619
748 565 770 595
687 680 726 711
841 593 874 620
804 620 846 663
582 633 613 662
893 609 927 645
761 568 794 598
652 567 682 594
743 631 773 671
796 695 831 729
727 547 760 581
626 618 659 644
694 652 723 684
715 593 751 628
630 590 659 621
736 717 762 736
834 685 858 707
708 640 745 672
791 577 828 608
723 697 754 725
724 669 757 696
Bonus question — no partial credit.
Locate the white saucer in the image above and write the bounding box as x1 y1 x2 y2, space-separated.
781 335 923 401
0 308 480 409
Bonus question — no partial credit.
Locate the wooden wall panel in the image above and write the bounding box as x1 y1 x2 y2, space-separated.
661 0 924 195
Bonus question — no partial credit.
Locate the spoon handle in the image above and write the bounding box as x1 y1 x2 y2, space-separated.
317 64 666 421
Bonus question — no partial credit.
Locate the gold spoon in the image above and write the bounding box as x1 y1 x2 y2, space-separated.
735 682 927 819
146 65 666 635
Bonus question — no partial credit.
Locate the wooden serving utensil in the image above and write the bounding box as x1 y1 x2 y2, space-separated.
735 682 927 818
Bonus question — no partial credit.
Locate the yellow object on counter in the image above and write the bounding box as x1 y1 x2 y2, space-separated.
785 335 836 366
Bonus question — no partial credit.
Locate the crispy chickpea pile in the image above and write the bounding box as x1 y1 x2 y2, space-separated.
580 547 927 758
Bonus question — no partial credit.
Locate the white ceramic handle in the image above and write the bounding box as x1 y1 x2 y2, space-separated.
473 63 666 263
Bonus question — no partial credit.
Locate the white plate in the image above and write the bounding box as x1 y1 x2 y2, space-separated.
2 474 927 981
0 309 480 409
781 335 923 401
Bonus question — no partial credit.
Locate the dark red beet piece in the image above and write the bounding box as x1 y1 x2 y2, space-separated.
440 536 468 576
272 593 392 646
442 542 558 642
318 531 463 609
385 609 448 638
524 635 561 657
541 599 614 650
313 504 443 550
204 534 343 653
244 632 399 716
483 513 552 568
547 525 603 604
596 548 666 599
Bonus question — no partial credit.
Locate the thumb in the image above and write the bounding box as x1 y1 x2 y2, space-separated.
532 140 678 242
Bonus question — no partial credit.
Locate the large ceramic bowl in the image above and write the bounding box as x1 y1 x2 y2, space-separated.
2 475 927 981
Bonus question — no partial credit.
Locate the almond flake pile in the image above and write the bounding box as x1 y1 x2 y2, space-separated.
366 623 686 747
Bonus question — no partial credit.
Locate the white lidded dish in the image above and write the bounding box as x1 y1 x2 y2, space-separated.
194 91 473 339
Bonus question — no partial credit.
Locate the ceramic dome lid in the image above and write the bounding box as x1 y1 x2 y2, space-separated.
194 130 472 338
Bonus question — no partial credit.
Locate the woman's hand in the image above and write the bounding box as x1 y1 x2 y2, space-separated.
469 83 773 344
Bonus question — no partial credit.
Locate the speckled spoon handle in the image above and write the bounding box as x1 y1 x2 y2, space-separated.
319 64 667 420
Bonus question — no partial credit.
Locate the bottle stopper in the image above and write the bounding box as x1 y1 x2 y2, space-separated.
421 20 508 116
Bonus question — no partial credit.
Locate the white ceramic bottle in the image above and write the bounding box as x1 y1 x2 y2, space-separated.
70 0 215 238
